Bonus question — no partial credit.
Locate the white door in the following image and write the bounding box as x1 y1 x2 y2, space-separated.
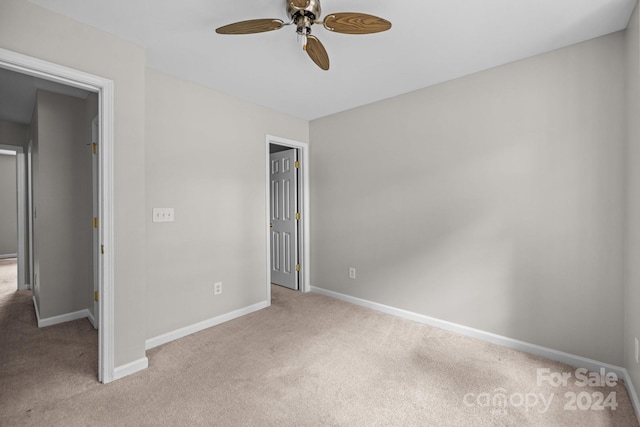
91 116 99 328
270 148 299 290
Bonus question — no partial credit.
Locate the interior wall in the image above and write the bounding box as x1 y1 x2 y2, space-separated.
144 68 308 339
0 0 147 366
626 2 640 389
0 120 29 148
32 90 92 319
0 153 17 256
310 32 626 365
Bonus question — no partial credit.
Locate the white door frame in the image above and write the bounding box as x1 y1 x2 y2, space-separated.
265 135 310 302
0 146 23 288
27 141 34 289
0 48 116 383
16 148 26 291
91 116 100 329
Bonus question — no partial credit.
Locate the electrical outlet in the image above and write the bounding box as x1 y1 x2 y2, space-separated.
214 282 222 296
635 337 639 364
349 268 356 280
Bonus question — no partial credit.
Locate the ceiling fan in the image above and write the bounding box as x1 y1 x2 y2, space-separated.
215 0 391 71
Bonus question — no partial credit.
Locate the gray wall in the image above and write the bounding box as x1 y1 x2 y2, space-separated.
310 33 626 365
144 68 308 339
0 153 17 255
31 90 93 319
1 0 147 366
626 3 640 390
0 120 28 149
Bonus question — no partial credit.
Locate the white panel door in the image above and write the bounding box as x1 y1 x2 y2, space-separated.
270 149 298 290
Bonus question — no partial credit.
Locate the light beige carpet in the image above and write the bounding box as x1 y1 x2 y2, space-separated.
0 257 638 426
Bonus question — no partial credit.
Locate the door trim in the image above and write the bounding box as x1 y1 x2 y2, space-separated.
91 115 99 329
265 135 310 302
269 148 299 290
0 48 116 383
15 147 26 290
0 146 25 290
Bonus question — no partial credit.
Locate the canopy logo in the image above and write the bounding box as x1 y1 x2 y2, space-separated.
463 389 554 415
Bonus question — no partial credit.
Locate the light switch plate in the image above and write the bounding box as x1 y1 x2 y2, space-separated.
152 208 174 223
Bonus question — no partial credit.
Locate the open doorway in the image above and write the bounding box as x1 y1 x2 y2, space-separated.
0 149 18 276
0 146 26 291
0 258 17 298
265 135 310 303
0 48 115 383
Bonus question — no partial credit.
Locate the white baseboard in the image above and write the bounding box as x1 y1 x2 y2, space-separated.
38 308 91 328
32 296 40 324
87 309 97 329
145 300 270 350
623 369 640 421
113 357 149 381
33 296 93 328
311 286 640 417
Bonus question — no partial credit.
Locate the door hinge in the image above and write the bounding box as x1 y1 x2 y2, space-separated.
94 291 99 302
296 264 301 272
92 143 97 154
93 217 98 228
294 161 300 169
101 245 104 255
295 212 301 220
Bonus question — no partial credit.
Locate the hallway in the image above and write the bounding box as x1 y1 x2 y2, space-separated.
0 258 98 419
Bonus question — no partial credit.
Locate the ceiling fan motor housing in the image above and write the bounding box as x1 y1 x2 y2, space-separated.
287 0 321 35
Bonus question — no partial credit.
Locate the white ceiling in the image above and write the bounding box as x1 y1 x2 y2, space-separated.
26 0 638 120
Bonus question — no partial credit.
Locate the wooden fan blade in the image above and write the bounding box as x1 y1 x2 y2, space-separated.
305 35 330 70
216 19 284 35
323 13 392 34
